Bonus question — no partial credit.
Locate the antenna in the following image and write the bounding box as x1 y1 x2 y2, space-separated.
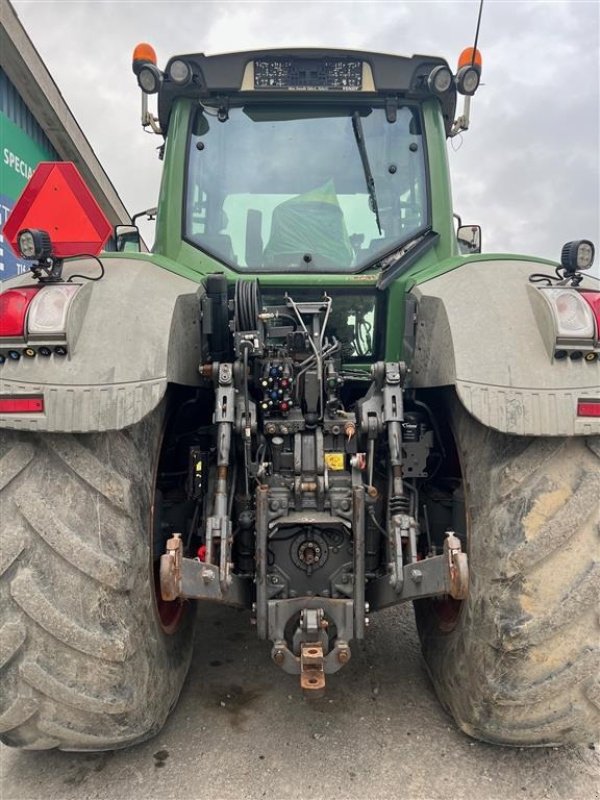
472 0 484 66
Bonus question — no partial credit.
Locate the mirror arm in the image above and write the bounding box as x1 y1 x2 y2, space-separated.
140 92 162 135
450 96 472 138
132 207 158 225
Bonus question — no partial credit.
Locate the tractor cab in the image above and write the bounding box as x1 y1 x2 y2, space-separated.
132 47 481 276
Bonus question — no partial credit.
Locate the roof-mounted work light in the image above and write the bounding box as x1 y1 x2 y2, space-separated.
137 63 162 94
168 59 193 86
427 65 453 96
456 65 480 95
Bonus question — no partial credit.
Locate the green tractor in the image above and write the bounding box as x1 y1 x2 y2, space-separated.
0 44 598 752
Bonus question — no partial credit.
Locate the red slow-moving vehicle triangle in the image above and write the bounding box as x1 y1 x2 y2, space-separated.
3 162 112 259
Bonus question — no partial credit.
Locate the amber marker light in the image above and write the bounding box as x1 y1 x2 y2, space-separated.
458 47 483 69
132 43 157 69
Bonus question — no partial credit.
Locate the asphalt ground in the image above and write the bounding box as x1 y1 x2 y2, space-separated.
1 602 598 800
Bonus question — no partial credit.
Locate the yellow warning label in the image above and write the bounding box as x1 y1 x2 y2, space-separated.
325 453 345 471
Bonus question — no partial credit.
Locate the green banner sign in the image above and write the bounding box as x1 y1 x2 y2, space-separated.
1 111 57 278
1 111 55 199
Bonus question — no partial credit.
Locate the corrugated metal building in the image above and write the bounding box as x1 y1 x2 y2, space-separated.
0 0 130 279
0 69 59 159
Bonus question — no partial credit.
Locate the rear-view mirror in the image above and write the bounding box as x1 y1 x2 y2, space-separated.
457 224 481 254
115 224 141 252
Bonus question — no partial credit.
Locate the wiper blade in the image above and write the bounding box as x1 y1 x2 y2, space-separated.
376 230 439 291
351 111 382 236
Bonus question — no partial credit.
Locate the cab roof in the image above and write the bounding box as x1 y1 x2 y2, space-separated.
157 48 457 135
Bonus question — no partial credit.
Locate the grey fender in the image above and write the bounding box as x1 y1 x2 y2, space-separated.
0 257 204 432
409 259 600 436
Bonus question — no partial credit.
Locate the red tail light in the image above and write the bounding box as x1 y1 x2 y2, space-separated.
0 287 41 337
577 399 600 417
580 291 600 338
0 395 44 413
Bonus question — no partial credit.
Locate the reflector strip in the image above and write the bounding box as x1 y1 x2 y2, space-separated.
577 400 600 417
0 396 44 413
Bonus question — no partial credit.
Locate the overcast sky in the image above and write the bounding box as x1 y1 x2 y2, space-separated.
10 0 600 264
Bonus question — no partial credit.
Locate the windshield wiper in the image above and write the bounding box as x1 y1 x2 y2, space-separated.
351 111 382 236
376 230 439 290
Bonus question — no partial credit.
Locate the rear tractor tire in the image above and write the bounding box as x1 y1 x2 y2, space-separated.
415 397 600 746
0 406 194 751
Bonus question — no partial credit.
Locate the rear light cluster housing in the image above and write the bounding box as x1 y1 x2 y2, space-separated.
0 283 83 364
529 286 600 363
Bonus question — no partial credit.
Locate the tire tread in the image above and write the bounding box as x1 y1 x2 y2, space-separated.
0 411 194 751
415 397 600 746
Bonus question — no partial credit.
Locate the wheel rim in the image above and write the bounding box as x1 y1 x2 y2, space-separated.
153 561 184 634
430 596 462 632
